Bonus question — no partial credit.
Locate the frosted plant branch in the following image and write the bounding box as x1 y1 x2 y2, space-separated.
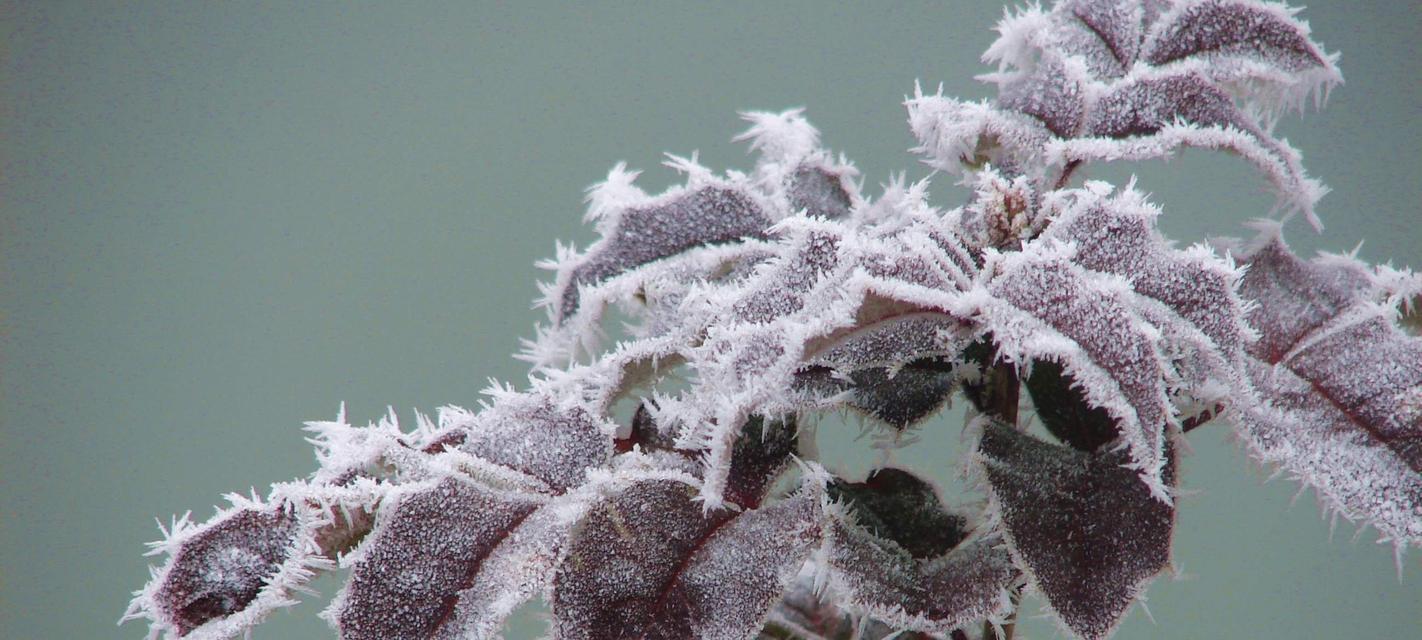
125 2 1417 640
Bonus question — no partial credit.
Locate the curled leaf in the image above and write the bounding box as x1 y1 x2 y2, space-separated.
124 483 371 640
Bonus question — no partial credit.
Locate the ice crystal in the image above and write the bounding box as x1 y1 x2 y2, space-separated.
125 2 1415 639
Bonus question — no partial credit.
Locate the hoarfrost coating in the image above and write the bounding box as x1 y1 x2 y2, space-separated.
124 2 1418 639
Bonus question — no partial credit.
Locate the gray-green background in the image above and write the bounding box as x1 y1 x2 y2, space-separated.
3 2 1418 638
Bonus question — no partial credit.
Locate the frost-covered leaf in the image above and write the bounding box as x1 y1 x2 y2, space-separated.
1237 236 1422 548
722 415 801 510
1039 184 1252 417
737 109 861 220
330 477 543 640
1143 0 1338 81
975 240 1174 493
997 52 1087 138
446 393 614 493
124 482 377 640
619 408 799 510
828 468 970 560
1057 70 1323 222
553 477 823 640
824 468 1019 634
1043 185 1249 360
546 167 772 324
977 421 1177 640
805 312 969 379
1025 360 1121 452
153 507 302 637
729 220 844 323
958 0 1340 223
763 572 933 640
906 91 1053 177
797 360 960 431
794 311 973 429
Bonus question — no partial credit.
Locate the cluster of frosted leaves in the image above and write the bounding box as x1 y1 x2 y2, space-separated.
1234 230 1422 552
908 0 1340 227
128 25 1418 634
963 180 1252 499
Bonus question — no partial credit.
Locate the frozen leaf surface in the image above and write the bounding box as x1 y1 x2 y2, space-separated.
331 478 542 640
124 481 376 640
1039 185 1251 418
1237 237 1422 548
828 468 969 560
151 507 301 636
450 394 613 493
978 422 1177 640
796 312 972 429
549 171 771 323
553 477 822 640
961 0 1340 223
736 109 860 221
977 240 1174 492
1024 360 1121 452
1143 0 1335 74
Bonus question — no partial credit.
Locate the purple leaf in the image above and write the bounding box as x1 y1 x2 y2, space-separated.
730 223 843 323
787 165 856 219
553 477 822 640
828 468 970 560
969 0 1338 224
550 169 772 323
1040 186 1251 421
617 409 798 511
797 361 960 430
1024 359 1121 451
825 467 1018 634
452 394 613 493
998 53 1087 138
736 109 860 221
1044 187 1249 359
1087 72 1241 140
977 421 1177 640
331 478 541 640
980 240 1174 493
804 311 971 376
1144 0 1335 73
796 312 972 429
125 485 366 640
1238 237 1422 548
1062 0 1146 75
152 507 302 637
1237 238 1373 364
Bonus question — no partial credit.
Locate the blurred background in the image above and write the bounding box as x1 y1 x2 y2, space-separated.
3 2 1418 638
